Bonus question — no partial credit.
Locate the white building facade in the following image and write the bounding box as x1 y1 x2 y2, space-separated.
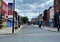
50 7 54 20
49 7 54 27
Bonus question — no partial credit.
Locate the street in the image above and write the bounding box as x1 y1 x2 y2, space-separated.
0 25 60 42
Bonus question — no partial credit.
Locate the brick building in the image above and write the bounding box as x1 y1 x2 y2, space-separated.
54 0 60 27
43 7 51 26
54 0 60 13
43 9 48 25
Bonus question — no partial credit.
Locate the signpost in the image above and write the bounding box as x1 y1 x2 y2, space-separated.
12 0 15 33
8 3 14 33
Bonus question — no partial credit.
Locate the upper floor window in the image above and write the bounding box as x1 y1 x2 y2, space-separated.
56 0 58 5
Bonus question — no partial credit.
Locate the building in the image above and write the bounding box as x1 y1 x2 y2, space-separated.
2 1 8 18
50 7 54 20
38 14 43 21
49 7 54 27
31 18 36 24
43 9 48 25
47 7 50 21
37 14 43 25
31 14 43 25
54 0 60 27
43 7 54 27
54 0 60 14
45 7 51 27
2 1 8 28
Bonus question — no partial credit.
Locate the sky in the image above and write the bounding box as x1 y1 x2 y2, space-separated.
4 0 54 21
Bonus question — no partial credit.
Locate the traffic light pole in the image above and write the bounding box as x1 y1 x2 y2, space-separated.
12 13 14 33
12 0 15 33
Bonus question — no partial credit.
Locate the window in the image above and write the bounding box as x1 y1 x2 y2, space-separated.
56 1 58 5
55 0 59 5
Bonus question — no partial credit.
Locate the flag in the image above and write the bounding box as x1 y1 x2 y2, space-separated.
8 3 13 15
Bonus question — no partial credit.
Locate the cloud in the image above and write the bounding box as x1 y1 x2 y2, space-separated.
15 0 53 21
19 0 23 2
3 0 54 21
45 0 53 5
3 0 13 4
17 12 39 21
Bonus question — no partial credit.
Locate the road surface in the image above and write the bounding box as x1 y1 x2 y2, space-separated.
0 25 60 42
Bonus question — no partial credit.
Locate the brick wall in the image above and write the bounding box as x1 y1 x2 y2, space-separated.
54 0 60 14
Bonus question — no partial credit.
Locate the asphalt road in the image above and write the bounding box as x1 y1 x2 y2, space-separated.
0 25 60 42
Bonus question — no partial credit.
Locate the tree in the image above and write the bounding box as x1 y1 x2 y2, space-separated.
22 17 28 23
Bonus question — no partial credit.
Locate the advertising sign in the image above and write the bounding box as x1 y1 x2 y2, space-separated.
8 3 13 15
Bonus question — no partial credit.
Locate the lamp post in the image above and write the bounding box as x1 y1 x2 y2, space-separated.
12 0 15 33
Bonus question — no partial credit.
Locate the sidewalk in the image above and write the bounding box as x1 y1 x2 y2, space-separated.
32 25 58 32
0 25 25 35
44 26 58 31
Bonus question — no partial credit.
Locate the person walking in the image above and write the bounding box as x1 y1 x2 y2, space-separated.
39 21 41 28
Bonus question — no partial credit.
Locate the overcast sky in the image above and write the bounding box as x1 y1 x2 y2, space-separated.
4 0 54 21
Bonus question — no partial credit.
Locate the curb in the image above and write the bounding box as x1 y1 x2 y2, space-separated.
0 25 25 35
44 26 58 32
14 25 25 33
32 25 58 32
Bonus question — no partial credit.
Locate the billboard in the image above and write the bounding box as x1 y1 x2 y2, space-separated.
8 3 13 15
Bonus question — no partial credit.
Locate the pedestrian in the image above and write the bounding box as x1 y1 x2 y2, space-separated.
39 21 41 28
